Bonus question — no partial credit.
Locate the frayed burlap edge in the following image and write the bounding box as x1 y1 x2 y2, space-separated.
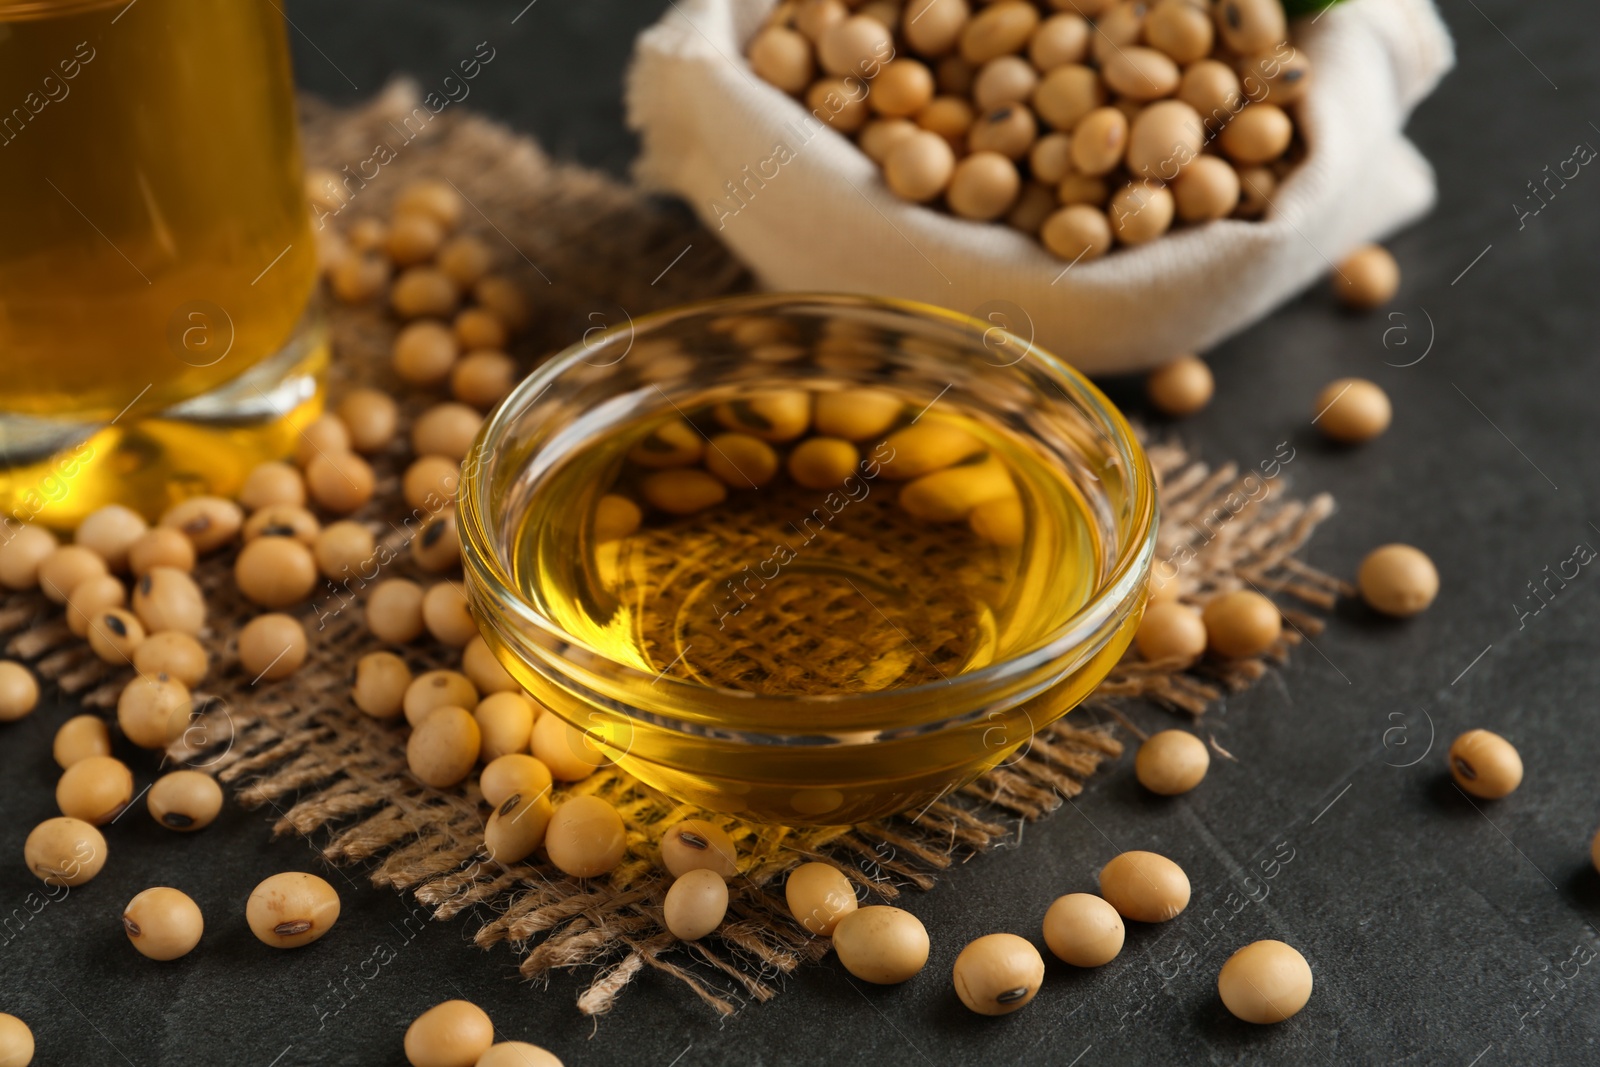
0 83 1350 1018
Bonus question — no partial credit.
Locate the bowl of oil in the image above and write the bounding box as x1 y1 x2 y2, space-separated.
458 293 1157 826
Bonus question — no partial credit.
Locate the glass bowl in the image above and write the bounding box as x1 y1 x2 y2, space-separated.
458 293 1156 826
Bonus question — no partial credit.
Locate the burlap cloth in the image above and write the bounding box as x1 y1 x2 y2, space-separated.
0 83 1346 1017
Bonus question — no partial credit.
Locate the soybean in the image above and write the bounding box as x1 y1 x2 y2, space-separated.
833 905 930 984
878 423 983 479
483 790 555 865
1315 377 1391 444
413 403 483 462
413 512 462 573
1218 940 1313 1023
394 321 459 387
872 59 936 118
714 391 811 442
450 351 518 410
1070 107 1128 176
246 871 340 948
1099 850 1190 922
818 15 893 77
369 579 428 644
959 1 1038 65
24 816 107 886
1135 601 1207 665
133 632 209 688
407 706 481 788
38 545 108 604
0 1014 32 1067
53 715 112 769
241 503 320 545
1333 244 1400 310
883 130 957 202
238 613 308 681
1029 13 1090 70
148 770 224 831
1213 0 1286 56
128 527 196 576
785 861 858 935
123 887 204 961
477 1045 563 1067
396 180 463 230
239 462 307 511
967 105 1038 160
1201 589 1281 658
353 652 414 720
973 55 1039 110
1101 46 1179 101
529 711 605 781
1041 204 1112 262
1145 0 1213 63
474 691 535 762
454 307 507 352
660 819 739 879
1033 63 1104 132
474 276 531 334
629 419 704 468
750 25 815 93
903 0 966 56
75 504 148 571
404 1000 493 1067
1042 892 1125 967
235 537 318 609
160 496 243 553
66 573 127 638
133 566 206 635
461 635 518 694
1172 155 1241 222
404 456 462 510
1357 544 1437 617
952 933 1045 1015
117 674 192 750
1109 180 1175 244
0 662 38 723
480 753 553 810
55 755 133 825
705 433 781 490
0 524 56 589
391 267 459 320
640 469 728 516
314 520 376 581
1449 729 1522 799
544 795 627 878
422 582 478 647
306 450 377 514
1219 104 1293 165
1135 730 1210 795
788 437 861 489
947 151 1020 220
664 868 730 940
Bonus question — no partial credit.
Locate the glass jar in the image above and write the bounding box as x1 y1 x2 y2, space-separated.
0 0 325 527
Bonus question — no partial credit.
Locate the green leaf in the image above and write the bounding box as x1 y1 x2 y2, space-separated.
1281 0 1344 15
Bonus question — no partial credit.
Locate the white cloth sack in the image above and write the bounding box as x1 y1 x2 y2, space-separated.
627 0 1454 374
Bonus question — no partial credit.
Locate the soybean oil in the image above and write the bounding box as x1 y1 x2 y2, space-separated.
510 386 1102 699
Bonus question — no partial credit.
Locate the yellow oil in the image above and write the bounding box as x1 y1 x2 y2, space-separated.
510 389 1102 704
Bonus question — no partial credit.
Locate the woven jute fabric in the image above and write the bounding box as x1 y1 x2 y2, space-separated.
0 83 1347 1018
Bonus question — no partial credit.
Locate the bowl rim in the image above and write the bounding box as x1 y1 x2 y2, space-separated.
458 291 1157 716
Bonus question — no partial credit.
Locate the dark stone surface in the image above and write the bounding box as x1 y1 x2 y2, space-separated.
5 1 1600 1064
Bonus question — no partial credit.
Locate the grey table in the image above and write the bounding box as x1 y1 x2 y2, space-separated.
5 2 1599 1064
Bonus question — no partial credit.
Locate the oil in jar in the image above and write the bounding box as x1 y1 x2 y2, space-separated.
510 386 1102 703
